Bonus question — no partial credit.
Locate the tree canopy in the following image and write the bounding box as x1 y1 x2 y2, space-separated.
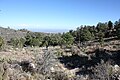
2 19 120 48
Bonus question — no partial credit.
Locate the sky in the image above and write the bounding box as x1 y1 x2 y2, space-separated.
0 0 120 32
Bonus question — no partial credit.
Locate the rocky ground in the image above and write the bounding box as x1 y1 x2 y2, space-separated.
0 43 120 80
0 46 80 80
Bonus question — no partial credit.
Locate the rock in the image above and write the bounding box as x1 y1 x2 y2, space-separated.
19 61 36 73
113 64 120 72
17 73 33 80
0 62 9 80
50 67 55 72
29 63 35 69
65 68 79 78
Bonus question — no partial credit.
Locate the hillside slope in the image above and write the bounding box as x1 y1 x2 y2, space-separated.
0 27 27 41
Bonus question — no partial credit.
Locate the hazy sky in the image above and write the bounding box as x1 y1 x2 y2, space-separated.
0 0 120 32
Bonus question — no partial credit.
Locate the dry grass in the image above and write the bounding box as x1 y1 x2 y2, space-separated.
0 44 120 80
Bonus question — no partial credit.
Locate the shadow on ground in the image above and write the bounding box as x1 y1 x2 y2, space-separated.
58 49 120 75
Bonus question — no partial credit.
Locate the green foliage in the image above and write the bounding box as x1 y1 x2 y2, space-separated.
7 19 120 48
98 31 104 38
114 19 120 30
49 34 62 46
116 27 120 39
18 28 29 32
115 20 120 39
10 38 19 47
0 36 4 50
30 38 40 46
24 33 32 46
55 50 64 57
25 32 43 47
20 38 26 47
75 27 81 42
96 22 108 32
62 32 74 46
10 38 25 48
80 27 94 42
24 32 62 47
42 36 50 48
108 21 113 30
98 31 104 46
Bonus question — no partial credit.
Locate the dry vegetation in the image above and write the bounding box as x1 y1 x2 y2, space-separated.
0 40 120 80
0 19 120 80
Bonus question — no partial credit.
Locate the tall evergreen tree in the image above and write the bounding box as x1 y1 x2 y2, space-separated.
108 21 113 30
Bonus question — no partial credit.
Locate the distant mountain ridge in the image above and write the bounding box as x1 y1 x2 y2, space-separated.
28 28 69 33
